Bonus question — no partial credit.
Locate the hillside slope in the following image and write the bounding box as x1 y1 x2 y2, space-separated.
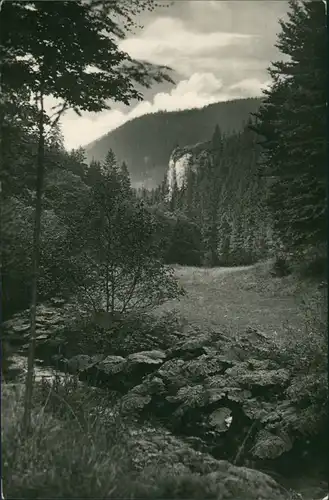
85 97 262 187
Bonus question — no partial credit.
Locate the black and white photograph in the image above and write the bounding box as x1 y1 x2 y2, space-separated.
1 0 328 499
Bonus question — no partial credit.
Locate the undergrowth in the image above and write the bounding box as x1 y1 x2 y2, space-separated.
60 309 187 358
2 263 327 500
2 383 134 499
2 379 302 500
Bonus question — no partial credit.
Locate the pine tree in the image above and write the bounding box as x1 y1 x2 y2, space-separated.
211 124 223 152
95 150 132 216
47 123 65 153
252 0 327 251
120 161 132 196
218 217 231 265
202 126 224 266
156 121 269 267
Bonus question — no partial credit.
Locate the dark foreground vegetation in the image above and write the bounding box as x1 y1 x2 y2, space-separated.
2 280 328 499
1 0 327 499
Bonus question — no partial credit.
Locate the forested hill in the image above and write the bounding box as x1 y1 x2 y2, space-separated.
85 97 262 187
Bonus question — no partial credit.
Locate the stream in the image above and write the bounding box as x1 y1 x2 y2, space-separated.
2 354 71 385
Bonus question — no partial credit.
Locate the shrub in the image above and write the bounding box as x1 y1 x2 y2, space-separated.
270 255 292 277
65 159 186 317
35 374 118 426
61 310 187 358
261 287 328 455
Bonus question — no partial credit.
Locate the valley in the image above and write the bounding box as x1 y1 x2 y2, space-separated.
84 97 262 187
2 1 327 499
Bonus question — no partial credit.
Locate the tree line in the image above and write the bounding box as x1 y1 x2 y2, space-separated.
84 97 262 186
135 119 271 267
137 0 327 272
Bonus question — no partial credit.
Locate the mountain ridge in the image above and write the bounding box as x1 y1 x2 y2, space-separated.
84 97 262 188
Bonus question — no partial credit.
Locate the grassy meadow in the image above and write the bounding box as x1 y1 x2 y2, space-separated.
158 261 327 343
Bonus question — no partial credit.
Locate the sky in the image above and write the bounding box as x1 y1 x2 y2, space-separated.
53 0 290 150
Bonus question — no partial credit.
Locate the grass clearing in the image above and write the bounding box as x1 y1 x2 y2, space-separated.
158 261 326 341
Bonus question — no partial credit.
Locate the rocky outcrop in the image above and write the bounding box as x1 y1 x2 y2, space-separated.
3 305 327 477
2 302 70 361
124 424 289 500
110 329 311 467
166 141 211 199
61 350 168 392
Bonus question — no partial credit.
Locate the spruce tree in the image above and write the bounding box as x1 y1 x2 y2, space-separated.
203 126 224 266
120 161 132 196
252 0 327 251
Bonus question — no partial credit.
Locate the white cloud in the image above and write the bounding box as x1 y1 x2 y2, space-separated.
50 8 276 150
59 72 230 149
131 72 225 114
119 17 257 72
42 96 126 150
57 71 268 150
60 109 127 150
228 78 271 97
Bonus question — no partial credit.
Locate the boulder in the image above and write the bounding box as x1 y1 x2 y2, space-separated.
127 350 166 365
252 429 293 459
128 376 166 397
2 304 68 352
125 425 289 499
157 358 187 389
209 407 233 432
117 334 299 465
120 393 152 414
121 350 167 389
77 354 127 389
66 354 103 374
97 355 127 374
225 363 290 390
166 333 213 360
205 463 288 500
72 350 167 392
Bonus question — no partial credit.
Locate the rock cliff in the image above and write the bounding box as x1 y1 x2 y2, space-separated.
166 141 210 197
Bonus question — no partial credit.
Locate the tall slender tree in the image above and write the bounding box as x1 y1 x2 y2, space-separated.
120 161 132 196
251 0 327 251
1 0 173 434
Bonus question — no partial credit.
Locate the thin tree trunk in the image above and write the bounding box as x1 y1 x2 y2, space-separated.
110 262 115 314
105 262 110 312
233 421 257 466
22 91 45 435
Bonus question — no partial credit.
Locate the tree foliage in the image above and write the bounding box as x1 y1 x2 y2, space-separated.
1 1 173 111
251 0 327 251
145 121 271 267
1 0 174 433
55 151 185 317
